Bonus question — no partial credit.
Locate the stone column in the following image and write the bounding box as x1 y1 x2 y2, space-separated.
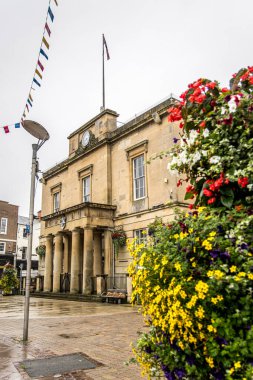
104 230 112 276
44 234 53 292
70 228 81 294
93 232 102 276
36 277 40 292
82 228 93 295
63 235 69 273
53 232 63 293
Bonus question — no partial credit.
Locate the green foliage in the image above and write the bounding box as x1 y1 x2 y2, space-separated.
0 263 19 294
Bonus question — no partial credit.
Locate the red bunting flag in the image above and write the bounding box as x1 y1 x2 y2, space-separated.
45 22 51 36
3 126 10 134
38 60 44 71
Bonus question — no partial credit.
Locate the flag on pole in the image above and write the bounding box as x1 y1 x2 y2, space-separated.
48 6 54 22
29 93 33 102
15 123 20 129
103 35 110 60
3 126 9 134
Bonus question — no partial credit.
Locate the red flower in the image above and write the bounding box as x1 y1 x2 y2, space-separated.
249 77 253 85
208 197 216 205
195 94 206 104
168 107 182 122
248 66 253 73
186 185 195 193
241 72 249 81
206 81 216 89
188 204 194 210
221 87 229 93
177 179 183 187
199 121 206 128
203 188 213 197
238 177 249 188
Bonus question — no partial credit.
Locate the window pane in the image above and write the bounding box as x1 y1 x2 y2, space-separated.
83 176 90 202
0 242 5 253
133 155 145 200
54 193 60 211
0 218 7 234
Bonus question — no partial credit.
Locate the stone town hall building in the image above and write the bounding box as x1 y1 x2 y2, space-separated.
38 97 186 297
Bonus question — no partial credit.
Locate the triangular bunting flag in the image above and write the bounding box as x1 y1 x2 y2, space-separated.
26 104 29 112
35 69 42 80
54 0 58 5
33 78 41 87
42 36 50 50
29 93 33 102
45 22 51 37
48 6 54 22
27 99 33 107
38 60 44 71
40 48 49 60
3 126 10 134
15 123 20 128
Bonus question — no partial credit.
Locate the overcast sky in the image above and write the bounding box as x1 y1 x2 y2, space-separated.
0 0 252 216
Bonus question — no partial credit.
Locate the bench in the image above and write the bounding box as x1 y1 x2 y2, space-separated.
101 289 128 304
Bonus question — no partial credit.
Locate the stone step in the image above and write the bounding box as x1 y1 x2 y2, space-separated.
31 292 103 302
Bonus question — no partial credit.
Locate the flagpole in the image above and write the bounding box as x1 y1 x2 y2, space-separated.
102 34 105 110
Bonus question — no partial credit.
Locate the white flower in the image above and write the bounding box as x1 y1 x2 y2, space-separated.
192 151 201 164
202 150 208 157
202 128 210 138
228 99 237 113
187 130 199 146
210 156 221 164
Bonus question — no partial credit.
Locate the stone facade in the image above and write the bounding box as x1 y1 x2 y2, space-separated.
0 200 18 273
39 97 187 295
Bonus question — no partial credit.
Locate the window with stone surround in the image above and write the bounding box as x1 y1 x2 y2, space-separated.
0 242 5 253
50 183 62 213
125 140 148 202
134 229 147 245
78 165 93 203
82 176 91 202
0 218 8 234
133 154 145 200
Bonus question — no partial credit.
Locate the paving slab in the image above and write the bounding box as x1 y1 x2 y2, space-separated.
0 296 146 379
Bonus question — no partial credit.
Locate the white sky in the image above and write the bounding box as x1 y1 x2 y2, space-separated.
0 0 252 216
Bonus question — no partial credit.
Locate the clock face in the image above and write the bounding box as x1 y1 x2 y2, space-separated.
82 131 90 147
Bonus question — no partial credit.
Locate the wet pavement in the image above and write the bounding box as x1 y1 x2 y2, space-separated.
0 296 146 379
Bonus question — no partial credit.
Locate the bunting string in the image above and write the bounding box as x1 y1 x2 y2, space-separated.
0 0 58 134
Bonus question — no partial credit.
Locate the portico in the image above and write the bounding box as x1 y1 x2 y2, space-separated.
40 202 116 295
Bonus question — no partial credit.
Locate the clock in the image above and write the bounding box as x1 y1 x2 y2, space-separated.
81 131 90 147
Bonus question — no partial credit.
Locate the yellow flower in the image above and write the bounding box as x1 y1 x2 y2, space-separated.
180 231 188 239
211 297 218 304
189 228 193 233
174 233 179 240
229 367 234 375
195 237 200 242
192 262 196 268
175 262 182 272
214 270 224 279
248 273 253 280
195 306 205 319
237 272 246 277
198 206 206 213
209 231 216 237
207 325 217 333
234 361 241 370
206 357 214 368
230 265 237 273
202 239 212 250
195 281 209 294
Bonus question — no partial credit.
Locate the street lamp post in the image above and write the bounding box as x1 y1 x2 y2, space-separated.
22 120 49 342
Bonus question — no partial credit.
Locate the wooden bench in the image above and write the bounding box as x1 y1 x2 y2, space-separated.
101 289 127 304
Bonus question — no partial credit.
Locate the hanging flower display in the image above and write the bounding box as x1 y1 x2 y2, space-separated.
112 229 127 255
128 67 253 380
